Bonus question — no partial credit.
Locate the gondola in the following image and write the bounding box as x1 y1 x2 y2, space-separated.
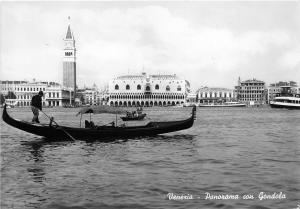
120 111 147 121
120 107 146 121
2 104 196 141
120 113 146 121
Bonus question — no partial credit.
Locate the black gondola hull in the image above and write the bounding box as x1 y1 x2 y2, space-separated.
2 105 196 141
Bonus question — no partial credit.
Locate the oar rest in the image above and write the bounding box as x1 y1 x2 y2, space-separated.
49 117 57 127
192 106 197 120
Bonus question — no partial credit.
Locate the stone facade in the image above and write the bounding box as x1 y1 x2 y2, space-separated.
235 78 266 105
197 87 236 104
0 80 74 107
108 73 189 106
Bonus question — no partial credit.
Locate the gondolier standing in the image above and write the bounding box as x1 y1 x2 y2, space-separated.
31 91 43 123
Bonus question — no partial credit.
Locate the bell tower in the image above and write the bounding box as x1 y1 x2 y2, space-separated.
63 17 76 102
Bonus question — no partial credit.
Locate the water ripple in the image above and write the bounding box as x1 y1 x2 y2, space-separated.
1 107 299 209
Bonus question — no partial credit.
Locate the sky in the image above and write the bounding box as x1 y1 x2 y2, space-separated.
1 1 300 90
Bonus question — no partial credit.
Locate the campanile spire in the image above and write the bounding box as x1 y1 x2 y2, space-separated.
65 16 74 40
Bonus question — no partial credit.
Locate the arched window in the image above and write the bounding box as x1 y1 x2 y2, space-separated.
126 84 130 90
146 86 150 91
177 85 181 91
137 85 141 90
166 85 170 91
155 84 159 90
115 84 119 90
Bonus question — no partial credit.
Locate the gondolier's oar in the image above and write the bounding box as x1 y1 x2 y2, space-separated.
40 110 76 141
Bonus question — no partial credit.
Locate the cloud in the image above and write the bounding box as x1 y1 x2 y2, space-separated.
76 6 293 87
1 3 299 89
279 46 300 69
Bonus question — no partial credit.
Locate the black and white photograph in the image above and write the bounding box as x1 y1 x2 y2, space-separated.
0 1 299 209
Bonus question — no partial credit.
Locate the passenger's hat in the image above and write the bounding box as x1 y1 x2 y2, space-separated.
38 91 43 96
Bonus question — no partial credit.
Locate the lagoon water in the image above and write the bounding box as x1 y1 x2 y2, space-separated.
1 107 299 209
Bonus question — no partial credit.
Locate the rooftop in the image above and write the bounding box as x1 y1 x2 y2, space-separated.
197 87 234 92
115 73 179 80
241 78 264 83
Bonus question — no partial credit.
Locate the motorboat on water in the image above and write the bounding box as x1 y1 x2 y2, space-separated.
269 86 300 109
2 104 196 141
198 101 246 107
270 97 300 109
120 107 146 121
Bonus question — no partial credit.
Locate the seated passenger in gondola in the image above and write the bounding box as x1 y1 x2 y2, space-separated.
132 111 137 117
85 120 90 128
90 121 96 128
85 120 97 128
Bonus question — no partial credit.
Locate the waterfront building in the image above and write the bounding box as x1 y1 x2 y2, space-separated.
186 93 197 104
0 80 47 106
82 84 101 106
197 87 236 104
76 84 109 106
63 22 77 101
235 77 266 105
108 73 188 106
266 81 298 104
84 89 97 105
45 83 75 107
0 80 74 107
99 89 110 105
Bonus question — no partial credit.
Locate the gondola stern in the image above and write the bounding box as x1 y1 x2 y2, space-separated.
192 105 197 121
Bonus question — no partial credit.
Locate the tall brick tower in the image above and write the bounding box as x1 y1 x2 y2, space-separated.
63 17 76 102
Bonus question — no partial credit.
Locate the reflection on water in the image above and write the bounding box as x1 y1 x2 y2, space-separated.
24 141 48 185
1 107 300 209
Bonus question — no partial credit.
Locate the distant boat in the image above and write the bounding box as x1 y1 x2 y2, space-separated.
270 96 300 110
173 104 184 108
120 107 146 121
269 86 300 110
183 102 197 107
0 104 11 108
120 113 146 121
198 102 246 107
2 103 12 108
